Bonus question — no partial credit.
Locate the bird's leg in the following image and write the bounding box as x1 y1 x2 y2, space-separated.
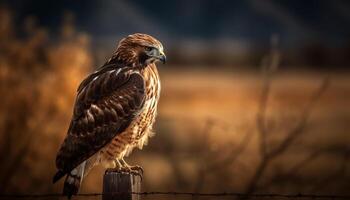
120 158 143 178
120 158 131 169
115 159 123 170
106 159 123 173
121 158 143 174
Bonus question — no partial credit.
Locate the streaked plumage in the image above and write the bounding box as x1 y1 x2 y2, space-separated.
53 33 165 199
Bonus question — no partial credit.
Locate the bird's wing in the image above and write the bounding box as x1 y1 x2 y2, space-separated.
55 65 145 178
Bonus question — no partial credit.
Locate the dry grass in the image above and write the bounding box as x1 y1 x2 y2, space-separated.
0 8 91 193
79 69 350 198
0 7 349 199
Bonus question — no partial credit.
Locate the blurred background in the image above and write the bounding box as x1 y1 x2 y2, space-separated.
0 0 349 199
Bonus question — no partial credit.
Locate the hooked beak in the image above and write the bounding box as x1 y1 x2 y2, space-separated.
158 51 166 64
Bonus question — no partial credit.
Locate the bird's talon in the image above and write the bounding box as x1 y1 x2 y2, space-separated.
117 167 143 180
130 165 143 175
130 170 143 180
106 168 120 173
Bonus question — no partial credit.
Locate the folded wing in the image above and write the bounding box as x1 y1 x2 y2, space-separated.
55 65 145 180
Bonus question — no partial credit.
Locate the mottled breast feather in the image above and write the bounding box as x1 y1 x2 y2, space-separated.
55 64 145 173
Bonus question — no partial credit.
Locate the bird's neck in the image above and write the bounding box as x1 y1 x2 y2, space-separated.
106 54 149 69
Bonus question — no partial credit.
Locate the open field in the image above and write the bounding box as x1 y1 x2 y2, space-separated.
1 61 349 198
76 69 350 198
1 3 350 199
0 12 349 196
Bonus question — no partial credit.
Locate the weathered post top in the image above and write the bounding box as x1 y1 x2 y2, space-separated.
103 170 142 200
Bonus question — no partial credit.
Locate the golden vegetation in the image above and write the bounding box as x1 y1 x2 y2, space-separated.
0 8 91 193
0 7 349 199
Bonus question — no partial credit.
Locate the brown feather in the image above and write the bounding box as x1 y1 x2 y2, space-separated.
56 66 145 173
54 33 163 186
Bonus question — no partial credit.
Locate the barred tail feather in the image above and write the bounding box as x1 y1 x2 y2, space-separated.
63 162 86 199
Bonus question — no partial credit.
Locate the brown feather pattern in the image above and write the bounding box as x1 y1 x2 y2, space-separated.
54 33 163 190
56 66 145 173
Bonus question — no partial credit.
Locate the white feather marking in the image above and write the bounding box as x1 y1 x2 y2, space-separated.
92 76 98 82
67 176 75 184
115 68 122 75
71 169 77 176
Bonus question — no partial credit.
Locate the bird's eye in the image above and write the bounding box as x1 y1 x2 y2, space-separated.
145 46 153 51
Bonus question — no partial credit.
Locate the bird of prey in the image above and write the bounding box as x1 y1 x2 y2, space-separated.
53 33 166 198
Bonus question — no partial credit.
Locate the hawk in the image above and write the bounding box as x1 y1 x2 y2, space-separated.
53 33 166 198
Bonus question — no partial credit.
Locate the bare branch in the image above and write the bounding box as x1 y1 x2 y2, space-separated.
242 35 330 199
267 78 330 159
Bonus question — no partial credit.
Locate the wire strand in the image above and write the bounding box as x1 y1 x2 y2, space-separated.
0 192 349 199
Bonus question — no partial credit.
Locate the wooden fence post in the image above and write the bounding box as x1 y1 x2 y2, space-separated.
102 170 141 200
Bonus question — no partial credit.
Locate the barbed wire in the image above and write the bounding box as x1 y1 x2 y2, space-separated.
0 192 350 199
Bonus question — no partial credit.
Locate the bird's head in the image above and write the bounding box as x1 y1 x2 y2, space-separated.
113 33 166 67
